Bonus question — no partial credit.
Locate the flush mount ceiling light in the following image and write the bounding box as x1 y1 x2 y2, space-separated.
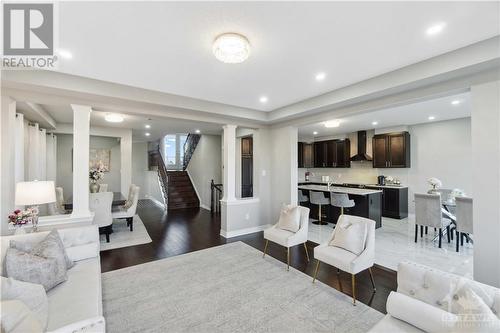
315 72 326 81
451 100 461 105
104 114 124 123
213 33 250 64
324 120 341 128
426 22 446 36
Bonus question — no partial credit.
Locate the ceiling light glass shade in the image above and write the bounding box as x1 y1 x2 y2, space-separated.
324 120 341 128
104 114 124 123
213 33 250 63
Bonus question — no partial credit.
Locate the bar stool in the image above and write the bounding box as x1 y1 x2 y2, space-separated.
298 190 309 204
330 193 355 216
309 191 330 225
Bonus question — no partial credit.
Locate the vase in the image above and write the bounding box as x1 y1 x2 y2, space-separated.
90 182 99 193
14 226 26 235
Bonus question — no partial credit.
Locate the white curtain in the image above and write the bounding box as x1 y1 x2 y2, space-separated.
26 123 41 181
46 133 57 182
39 128 47 181
14 114 25 185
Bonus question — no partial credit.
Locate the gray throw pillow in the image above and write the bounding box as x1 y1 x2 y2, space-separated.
4 248 64 291
10 230 74 270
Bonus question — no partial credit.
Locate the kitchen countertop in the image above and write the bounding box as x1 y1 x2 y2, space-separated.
298 181 408 189
298 184 383 196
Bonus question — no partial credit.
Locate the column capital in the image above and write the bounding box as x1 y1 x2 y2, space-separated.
223 124 238 130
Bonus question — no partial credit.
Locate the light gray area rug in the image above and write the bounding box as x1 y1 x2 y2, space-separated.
99 215 152 251
102 242 383 332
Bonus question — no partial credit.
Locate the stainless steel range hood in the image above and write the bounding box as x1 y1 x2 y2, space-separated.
350 130 373 162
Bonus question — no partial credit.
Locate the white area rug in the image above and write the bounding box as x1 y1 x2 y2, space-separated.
102 242 383 333
99 215 152 251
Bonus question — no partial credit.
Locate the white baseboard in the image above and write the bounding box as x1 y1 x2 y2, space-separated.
220 224 272 238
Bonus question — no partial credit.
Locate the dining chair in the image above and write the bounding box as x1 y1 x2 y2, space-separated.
89 192 113 243
263 206 310 270
98 183 108 192
298 190 309 204
313 215 376 305
48 187 67 215
455 197 473 252
309 191 330 225
414 193 452 248
112 185 140 231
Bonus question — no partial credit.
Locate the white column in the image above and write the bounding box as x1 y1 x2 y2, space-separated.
120 130 132 196
1 96 16 235
222 124 237 202
471 80 500 287
71 105 92 218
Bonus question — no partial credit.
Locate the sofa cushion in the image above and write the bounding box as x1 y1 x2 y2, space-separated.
0 277 48 330
4 248 64 291
314 243 357 273
329 218 367 255
0 300 43 333
386 291 458 333
46 257 102 331
368 315 424 333
264 226 295 247
277 205 301 233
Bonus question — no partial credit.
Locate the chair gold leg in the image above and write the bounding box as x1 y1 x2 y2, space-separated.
303 243 310 262
313 260 320 283
318 205 322 222
262 239 269 258
368 268 376 292
287 247 290 271
341 207 344 215
351 274 356 305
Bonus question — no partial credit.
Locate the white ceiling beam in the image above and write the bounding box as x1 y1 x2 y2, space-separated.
24 102 57 129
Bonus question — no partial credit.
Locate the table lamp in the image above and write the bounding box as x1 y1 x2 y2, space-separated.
15 181 56 231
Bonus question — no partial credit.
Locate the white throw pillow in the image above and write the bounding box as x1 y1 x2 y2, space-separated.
329 218 367 255
386 291 458 333
0 300 43 333
450 288 500 333
0 277 48 330
277 205 301 233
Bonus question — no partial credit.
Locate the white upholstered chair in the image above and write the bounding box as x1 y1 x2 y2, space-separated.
263 206 310 270
98 183 108 192
414 193 452 248
112 185 140 231
313 215 376 305
455 196 473 252
89 192 113 243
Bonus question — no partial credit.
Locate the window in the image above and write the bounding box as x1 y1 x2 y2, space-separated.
163 134 188 170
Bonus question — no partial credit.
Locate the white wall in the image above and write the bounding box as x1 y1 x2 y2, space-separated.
56 134 121 197
186 135 222 209
301 118 472 213
132 142 148 199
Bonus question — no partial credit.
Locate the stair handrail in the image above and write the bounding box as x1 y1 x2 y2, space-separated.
155 147 169 206
210 179 223 214
183 133 201 170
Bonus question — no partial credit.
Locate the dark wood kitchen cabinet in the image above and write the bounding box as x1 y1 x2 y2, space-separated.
381 187 408 219
313 139 350 168
372 132 410 168
314 141 327 167
298 142 314 168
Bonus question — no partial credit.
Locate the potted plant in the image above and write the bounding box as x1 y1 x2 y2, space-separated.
89 166 104 193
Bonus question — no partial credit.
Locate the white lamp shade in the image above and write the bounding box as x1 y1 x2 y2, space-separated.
15 181 56 205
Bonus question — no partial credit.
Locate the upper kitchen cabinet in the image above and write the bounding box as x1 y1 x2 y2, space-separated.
372 132 411 168
312 139 350 168
298 142 314 168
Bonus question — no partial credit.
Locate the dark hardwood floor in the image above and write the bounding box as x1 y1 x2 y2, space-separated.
100 199 397 313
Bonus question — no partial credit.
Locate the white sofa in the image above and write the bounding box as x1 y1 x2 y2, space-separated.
1 226 105 333
369 261 500 333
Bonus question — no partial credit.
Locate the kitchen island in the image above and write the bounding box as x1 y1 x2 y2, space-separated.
298 184 383 228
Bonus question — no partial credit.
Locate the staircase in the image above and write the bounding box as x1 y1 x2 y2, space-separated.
167 171 200 210
148 149 168 205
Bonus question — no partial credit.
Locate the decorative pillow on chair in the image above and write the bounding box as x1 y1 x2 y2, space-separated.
0 277 48 330
4 248 64 291
277 205 301 233
329 218 367 255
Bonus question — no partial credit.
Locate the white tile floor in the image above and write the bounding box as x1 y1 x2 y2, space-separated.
308 215 473 278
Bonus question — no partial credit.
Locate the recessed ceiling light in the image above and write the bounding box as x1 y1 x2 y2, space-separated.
195 129 201 134
324 120 341 128
315 72 326 81
145 132 151 137
426 22 446 36
213 33 250 64
145 124 151 129
104 114 124 123
259 96 268 103
451 100 461 105
372 121 378 126
428 116 436 121
313 131 318 135
57 49 72 59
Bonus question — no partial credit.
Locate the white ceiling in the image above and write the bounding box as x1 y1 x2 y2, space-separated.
298 92 471 140
55 2 499 112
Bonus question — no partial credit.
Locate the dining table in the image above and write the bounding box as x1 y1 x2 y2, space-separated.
63 192 127 211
